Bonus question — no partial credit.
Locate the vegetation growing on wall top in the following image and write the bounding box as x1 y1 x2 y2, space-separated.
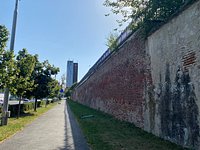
104 0 197 33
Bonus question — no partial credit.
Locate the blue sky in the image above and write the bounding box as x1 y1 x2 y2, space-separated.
0 0 125 82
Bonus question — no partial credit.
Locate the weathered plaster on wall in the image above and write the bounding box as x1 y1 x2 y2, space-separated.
146 1 200 148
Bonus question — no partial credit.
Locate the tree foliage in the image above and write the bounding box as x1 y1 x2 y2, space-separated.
0 25 16 92
104 0 193 31
15 48 36 97
14 49 36 118
65 82 77 98
28 58 60 111
0 25 9 51
24 56 60 100
48 79 60 98
61 74 66 89
0 25 61 113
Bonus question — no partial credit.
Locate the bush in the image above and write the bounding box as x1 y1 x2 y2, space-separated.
40 100 46 106
40 99 56 106
37 101 41 107
8 101 42 117
23 102 34 111
52 97 59 103
9 105 19 117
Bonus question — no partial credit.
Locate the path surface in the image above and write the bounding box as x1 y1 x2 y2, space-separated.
0 101 89 150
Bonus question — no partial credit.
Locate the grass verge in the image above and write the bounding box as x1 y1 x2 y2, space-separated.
68 100 187 150
0 102 58 142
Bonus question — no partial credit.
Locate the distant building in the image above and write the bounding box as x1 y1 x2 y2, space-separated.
66 61 78 88
66 61 74 88
73 63 78 83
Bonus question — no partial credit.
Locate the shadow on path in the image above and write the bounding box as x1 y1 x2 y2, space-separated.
57 101 89 150
0 101 89 150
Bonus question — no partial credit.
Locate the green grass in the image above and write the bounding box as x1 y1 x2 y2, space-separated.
68 100 187 150
0 102 57 142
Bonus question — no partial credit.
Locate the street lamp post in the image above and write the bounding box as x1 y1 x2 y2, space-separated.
1 0 19 125
10 0 19 52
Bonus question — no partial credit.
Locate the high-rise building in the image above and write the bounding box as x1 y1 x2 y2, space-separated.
73 63 78 83
66 61 74 88
66 61 78 88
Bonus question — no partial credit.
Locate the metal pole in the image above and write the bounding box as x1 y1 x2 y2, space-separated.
10 0 19 52
1 0 19 126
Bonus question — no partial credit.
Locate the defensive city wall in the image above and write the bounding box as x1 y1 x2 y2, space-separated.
72 1 200 149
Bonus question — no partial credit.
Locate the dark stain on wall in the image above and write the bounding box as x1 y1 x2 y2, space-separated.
160 63 172 138
148 85 156 132
171 67 187 145
160 64 199 148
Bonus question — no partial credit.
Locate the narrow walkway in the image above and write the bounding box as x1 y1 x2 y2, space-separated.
0 101 89 150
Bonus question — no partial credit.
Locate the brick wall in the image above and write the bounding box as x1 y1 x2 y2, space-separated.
72 1 200 149
73 31 146 128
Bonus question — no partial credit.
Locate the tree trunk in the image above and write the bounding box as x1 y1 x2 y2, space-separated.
17 96 22 119
45 99 47 108
1 88 9 125
34 98 37 112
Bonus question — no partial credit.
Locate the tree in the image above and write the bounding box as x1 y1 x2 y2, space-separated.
104 0 188 31
43 60 60 78
0 25 17 125
0 25 16 92
14 49 36 118
0 25 60 123
29 58 60 111
48 79 60 98
61 74 66 89
0 51 16 92
65 82 77 99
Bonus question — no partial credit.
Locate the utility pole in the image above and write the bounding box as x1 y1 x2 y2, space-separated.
1 0 19 125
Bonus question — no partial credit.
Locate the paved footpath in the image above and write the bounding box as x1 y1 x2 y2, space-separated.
0 100 89 150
